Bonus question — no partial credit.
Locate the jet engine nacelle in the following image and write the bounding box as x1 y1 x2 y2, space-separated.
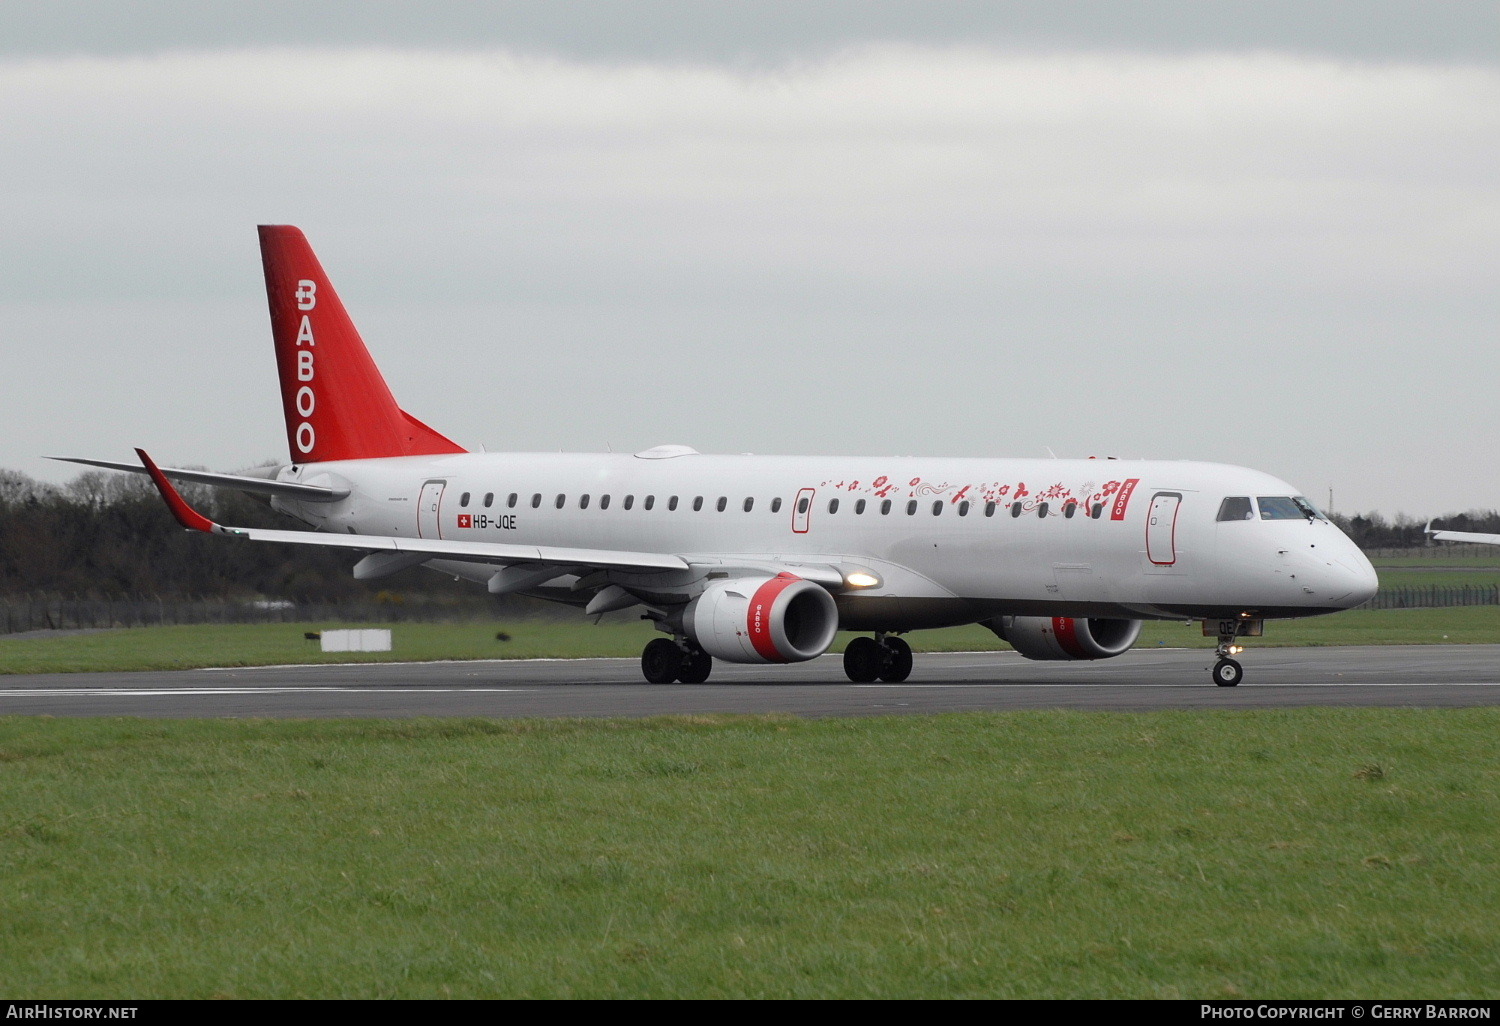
988 616 1142 661
685 573 839 664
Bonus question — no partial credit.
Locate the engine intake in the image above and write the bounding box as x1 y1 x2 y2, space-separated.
686 573 839 663
986 616 1142 661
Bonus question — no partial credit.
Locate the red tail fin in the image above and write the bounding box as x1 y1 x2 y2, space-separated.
259 225 467 463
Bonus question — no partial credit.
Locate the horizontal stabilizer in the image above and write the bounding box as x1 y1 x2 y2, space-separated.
50 456 348 502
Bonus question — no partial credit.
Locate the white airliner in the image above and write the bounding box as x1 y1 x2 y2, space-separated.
62 226 1379 687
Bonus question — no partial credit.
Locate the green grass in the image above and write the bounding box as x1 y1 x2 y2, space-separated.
1 711 1496 998
3 607 1498 675
0 620 663 675
1371 554 1500 569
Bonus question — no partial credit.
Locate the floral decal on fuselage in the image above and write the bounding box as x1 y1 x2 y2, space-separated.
816 474 1140 520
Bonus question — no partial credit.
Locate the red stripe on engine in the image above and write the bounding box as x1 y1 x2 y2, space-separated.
747 573 802 662
1052 617 1089 659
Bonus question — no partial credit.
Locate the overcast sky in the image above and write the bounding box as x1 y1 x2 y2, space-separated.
3 1 1496 518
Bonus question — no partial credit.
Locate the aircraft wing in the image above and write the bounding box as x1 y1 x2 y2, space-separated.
50 456 347 502
1427 527 1500 546
134 449 877 596
135 448 690 574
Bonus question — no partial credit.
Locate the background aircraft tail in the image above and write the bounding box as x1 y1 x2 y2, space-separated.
259 225 467 463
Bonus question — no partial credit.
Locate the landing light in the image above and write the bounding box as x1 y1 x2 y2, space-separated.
1227 645 1245 656
844 571 881 589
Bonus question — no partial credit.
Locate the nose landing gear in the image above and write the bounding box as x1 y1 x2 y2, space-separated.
1203 617 1263 686
843 633 913 683
1206 618 1262 686
1212 654 1244 687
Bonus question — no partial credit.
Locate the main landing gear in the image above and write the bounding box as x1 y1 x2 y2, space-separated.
843 633 913 683
641 637 713 684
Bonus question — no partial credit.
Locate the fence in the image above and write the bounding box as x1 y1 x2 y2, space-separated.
1359 585 1500 611
0 594 513 635
1364 544 1498 560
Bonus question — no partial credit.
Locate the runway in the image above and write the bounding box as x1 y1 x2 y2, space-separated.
3 645 1499 718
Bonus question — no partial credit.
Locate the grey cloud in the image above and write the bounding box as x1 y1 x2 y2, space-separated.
2 40 1496 517
3 1 1497 64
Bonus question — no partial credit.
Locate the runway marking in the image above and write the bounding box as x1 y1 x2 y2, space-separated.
1 687 536 697
854 681 1500 688
196 658 600 672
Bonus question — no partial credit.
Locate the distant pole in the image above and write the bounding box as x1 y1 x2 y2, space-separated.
1328 486 1333 513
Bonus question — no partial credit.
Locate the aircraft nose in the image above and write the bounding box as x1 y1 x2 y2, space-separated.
1329 545 1379 608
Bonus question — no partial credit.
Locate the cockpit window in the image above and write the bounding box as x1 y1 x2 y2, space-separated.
1258 496 1326 521
1217 496 1254 522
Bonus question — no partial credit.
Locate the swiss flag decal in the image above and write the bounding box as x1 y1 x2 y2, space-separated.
457 514 473 529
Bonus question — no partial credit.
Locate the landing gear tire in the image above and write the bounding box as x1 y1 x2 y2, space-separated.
678 647 713 684
642 638 682 684
843 637 882 683
1213 658 1243 687
879 636 913 683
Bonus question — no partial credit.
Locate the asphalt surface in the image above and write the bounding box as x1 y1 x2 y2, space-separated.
2 645 1499 718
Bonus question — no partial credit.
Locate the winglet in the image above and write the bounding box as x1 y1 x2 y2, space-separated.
136 448 219 533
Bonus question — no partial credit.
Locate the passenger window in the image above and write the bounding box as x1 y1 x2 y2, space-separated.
907 500 918 516
531 494 541 508
1218 496 1254 522
1091 503 1104 519
507 493 518 508
931 501 942 516
984 501 996 517
459 492 471 507
743 497 754 512
692 496 703 512
855 499 866 514
771 497 782 513
599 495 610 510
668 496 679 511
958 501 969 516
797 497 810 514
1011 502 1023 518
624 495 634 510
716 496 727 512
579 494 590 509
828 498 840 514
555 494 566 509
1064 501 1076 519
1037 502 1049 518
644 495 655 510
483 493 494 508
881 499 892 515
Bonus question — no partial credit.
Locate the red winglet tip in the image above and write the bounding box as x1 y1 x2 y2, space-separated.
135 449 217 533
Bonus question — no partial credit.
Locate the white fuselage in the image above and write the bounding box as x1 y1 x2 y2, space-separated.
271 449 1379 629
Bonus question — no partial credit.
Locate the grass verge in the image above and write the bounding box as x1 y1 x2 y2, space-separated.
2 710 1496 998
